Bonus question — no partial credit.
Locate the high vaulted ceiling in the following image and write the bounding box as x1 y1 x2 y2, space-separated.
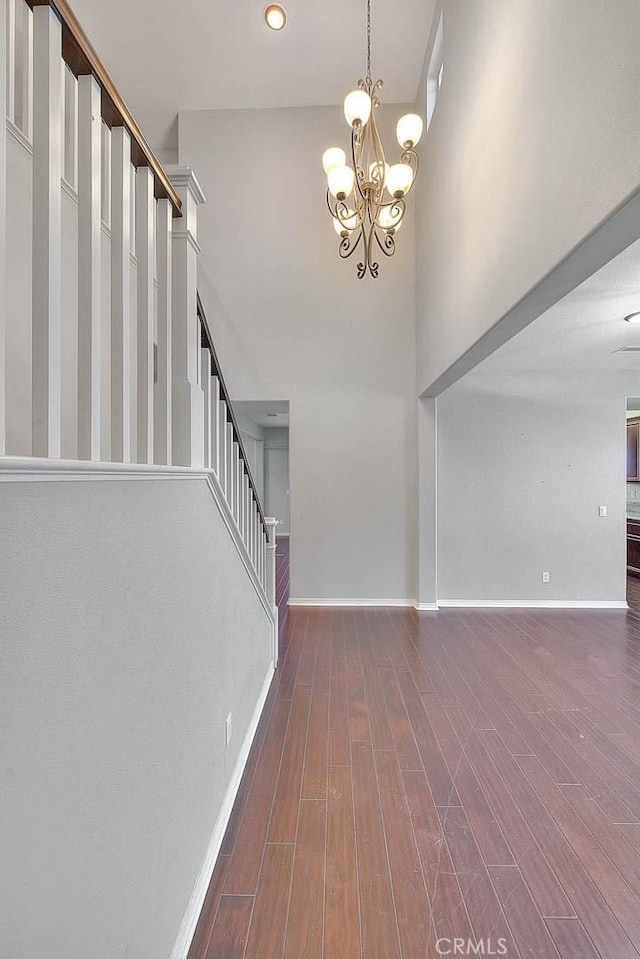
72 0 435 151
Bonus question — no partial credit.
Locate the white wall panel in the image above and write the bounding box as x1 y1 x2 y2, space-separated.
0 473 273 959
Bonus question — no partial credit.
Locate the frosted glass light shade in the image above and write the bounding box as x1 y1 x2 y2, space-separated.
344 90 371 126
322 147 346 175
333 208 358 235
396 113 423 147
368 160 390 187
386 163 414 197
378 206 403 233
328 165 355 199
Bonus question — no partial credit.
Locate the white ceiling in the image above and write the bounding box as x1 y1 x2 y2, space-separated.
72 0 435 150
235 400 290 428
476 237 640 374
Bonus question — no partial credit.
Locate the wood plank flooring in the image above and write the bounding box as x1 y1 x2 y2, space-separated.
190 574 640 958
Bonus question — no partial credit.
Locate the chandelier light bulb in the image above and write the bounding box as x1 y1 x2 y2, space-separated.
386 163 414 198
344 90 372 127
264 4 286 30
377 206 403 233
328 165 355 199
322 147 347 176
396 113 424 148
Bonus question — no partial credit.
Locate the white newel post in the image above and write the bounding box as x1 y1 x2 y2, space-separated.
155 198 172 465
110 126 132 462
136 166 155 464
167 167 205 467
77 74 102 461
32 5 63 458
265 516 279 665
0 0 7 455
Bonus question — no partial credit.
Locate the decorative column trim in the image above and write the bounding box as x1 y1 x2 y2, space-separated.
110 126 132 462
167 166 206 468
31 4 62 457
154 198 172 465
135 165 155 464
77 73 102 461
0 0 7 454
164 167 206 206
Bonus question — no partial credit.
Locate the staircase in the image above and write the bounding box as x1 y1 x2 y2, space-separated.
0 2 279 957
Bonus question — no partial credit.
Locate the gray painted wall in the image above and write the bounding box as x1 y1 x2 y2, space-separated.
414 0 640 395
179 105 418 603
0 475 273 958
437 372 634 603
265 428 290 536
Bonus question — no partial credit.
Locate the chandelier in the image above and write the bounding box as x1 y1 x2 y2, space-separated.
322 0 423 279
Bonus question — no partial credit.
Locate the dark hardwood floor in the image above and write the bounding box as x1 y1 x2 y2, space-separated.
190 572 640 958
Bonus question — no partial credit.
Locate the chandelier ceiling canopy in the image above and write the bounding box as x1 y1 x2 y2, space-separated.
323 0 423 279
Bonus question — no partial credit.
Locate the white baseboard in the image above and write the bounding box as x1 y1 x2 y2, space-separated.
288 598 417 608
287 597 629 612
438 599 629 609
170 663 276 959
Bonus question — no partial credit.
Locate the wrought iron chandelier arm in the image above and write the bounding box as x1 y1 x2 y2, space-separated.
399 147 420 196
351 124 367 203
339 229 363 260
373 225 396 258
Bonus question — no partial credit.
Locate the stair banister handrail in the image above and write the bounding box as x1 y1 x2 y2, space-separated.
25 0 181 216
197 293 268 535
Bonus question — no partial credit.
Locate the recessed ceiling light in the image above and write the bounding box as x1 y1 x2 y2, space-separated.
625 312 640 324
265 4 286 30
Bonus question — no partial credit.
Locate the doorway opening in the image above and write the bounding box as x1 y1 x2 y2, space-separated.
235 401 290 617
626 398 640 611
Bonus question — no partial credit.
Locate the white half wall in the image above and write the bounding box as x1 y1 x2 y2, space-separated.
415 0 640 394
179 105 418 603
0 470 274 959
436 372 634 604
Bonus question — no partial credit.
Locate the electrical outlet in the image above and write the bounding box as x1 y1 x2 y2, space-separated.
225 713 232 746
599 505 608 517
542 571 550 584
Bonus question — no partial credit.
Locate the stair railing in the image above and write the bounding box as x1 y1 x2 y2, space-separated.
0 0 273 599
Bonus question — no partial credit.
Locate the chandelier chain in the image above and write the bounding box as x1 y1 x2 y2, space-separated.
366 0 371 81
